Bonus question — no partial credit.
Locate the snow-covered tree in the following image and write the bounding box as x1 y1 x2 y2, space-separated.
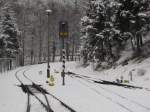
0 4 19 58
116 0 150 51
80 0 119 66
80 0 150 68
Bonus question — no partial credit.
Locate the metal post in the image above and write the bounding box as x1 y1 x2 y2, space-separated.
59 21 68 85
47 12 50 78
62 38 65 85
46 9 52 78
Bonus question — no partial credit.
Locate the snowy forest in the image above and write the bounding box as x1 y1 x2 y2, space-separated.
1 0 150 71
1 1 150 112
80 0 150 70
0 0 83 71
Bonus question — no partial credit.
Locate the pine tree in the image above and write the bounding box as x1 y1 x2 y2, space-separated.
0 4 19 58
80 0 119 66
80 0 103 64
116 0 150 51
80 0 150 68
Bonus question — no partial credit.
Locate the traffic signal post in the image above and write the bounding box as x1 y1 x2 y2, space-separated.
59 21 69 86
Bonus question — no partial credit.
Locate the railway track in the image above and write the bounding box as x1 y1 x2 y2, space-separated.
15 67 76 112
15 67 53 112
67 72 150 112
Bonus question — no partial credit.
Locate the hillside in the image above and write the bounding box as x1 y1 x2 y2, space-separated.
72 57 150 89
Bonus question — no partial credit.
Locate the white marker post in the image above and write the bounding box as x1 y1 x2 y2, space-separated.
59 21 69 86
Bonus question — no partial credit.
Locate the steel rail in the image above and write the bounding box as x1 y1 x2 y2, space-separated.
15 68 31 112
67 72 150 112
15 68 52 112
23 68 77 112
22 69 53 112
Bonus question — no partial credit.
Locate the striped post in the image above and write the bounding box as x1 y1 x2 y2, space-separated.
59 21 68 86
62 48 66 85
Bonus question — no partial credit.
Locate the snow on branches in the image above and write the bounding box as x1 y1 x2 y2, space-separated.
80 0 150 68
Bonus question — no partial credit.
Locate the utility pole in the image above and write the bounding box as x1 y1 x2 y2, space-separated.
46 9 52 78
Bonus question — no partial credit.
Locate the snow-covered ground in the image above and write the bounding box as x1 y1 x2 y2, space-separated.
0 59 150 112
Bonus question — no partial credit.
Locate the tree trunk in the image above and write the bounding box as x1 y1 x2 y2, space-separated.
71 37 75 61
139 34 143 46
22 11 25 66
9 59 12 70
31 36 34 65
130 37 135 51
136 32 140 51
38 14 42 63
